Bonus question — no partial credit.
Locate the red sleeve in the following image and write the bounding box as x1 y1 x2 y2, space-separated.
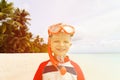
33 60 49 80
70 60 85 80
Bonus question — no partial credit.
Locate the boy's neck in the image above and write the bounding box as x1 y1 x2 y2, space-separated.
54 55 69 63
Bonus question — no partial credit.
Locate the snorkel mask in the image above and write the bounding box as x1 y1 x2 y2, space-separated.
48 23 75 37
48 23 75 75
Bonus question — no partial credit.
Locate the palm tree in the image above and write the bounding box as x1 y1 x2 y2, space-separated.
0 0 32 52
6 8 32 52
0 0 14 52
0 0 48 53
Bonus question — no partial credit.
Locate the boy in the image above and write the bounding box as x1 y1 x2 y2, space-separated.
33 23 85 80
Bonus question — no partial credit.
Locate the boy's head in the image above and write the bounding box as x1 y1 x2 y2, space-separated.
50 32 72 57
48 23 75 65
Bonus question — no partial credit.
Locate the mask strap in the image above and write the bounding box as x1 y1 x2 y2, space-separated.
48 38 58 67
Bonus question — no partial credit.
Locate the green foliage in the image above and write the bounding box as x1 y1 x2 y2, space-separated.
0 0 48 53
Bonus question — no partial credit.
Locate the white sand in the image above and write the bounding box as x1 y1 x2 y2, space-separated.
0 53 120 80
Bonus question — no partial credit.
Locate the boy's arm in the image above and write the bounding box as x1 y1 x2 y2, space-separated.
70 60 85 80
33 60 49 80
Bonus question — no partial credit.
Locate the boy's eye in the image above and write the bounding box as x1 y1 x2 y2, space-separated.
54 40 59 43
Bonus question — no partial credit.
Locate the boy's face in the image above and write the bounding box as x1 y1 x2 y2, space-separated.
50 32 72 57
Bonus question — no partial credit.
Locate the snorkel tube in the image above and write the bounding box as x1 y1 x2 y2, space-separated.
48 38 58 67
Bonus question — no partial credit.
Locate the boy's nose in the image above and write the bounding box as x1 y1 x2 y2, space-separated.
60 42 64 46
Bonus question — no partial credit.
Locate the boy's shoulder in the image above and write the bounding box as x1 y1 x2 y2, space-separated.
70 60 85 80
33 59 50 80
70 60 79 66
40 59 50 66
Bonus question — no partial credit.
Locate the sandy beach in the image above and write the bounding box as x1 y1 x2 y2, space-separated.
0 53 120 80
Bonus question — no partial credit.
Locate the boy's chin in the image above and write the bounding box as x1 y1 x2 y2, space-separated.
53 51 68 57
57 54 67 57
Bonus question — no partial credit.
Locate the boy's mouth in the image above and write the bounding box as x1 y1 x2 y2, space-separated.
56 48 66 52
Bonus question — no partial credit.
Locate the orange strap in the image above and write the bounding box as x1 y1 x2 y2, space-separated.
70 60 85 80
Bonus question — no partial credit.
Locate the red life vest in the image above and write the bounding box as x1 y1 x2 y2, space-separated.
33 60 85 80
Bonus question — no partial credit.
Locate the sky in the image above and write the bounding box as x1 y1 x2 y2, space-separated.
7 0 120 53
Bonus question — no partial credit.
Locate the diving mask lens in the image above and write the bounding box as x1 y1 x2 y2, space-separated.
50 26 61 33
63 26 74 33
